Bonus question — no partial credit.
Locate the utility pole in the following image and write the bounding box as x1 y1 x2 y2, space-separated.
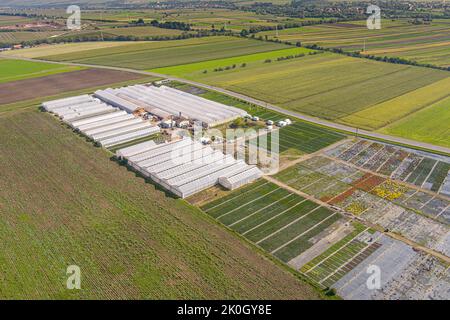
275 24 279 38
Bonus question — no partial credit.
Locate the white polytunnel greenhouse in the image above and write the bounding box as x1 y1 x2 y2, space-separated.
83 118 143 138
94 84 247 127
75 113 135 132
219 167 264 190
70 110 129 128
42 85 258 195
116 137 263 198
116 140 157 159
42 95 94 111
42 94 160 148
100 127 160 148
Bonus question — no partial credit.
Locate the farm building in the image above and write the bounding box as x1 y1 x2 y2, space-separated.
117 137 263 198
94 85 247 127
43 95 160 148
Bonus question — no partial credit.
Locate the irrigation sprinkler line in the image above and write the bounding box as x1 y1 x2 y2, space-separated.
334 140 359 159
299 176 327 192
323 153 450 202
360 144 386 168
375 149 396 173
419 195 436 210
435 204 449 218
401 189 419 205
346 141 373 163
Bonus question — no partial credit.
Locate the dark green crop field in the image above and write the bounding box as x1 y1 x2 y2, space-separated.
0 110 320 299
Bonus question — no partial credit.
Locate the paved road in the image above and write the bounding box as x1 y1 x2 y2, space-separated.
2 55 449 155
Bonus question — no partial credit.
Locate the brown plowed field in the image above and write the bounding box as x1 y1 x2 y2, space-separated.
0 68 144 104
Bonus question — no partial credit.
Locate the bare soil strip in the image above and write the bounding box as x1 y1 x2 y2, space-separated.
0 69 145 105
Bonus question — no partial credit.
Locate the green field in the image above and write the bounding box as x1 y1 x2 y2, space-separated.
378 96 450 148
172 52 449 129
0 59 82 83
340 77 450 130
201 180 343 263
257 19 450 68
151 47 312 77
0 110 321 299
39 36 291 69
6 7 317 31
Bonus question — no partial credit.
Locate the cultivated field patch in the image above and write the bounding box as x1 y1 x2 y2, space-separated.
378 96 450 148
257 19 450 67
184 52 449 132
151 47 312 78
0 59 81 83
340 77 450 130
0 68 146 105
0 41 141 59
39 36 290 70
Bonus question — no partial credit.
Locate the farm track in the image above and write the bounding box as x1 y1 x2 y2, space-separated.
2 55 448 156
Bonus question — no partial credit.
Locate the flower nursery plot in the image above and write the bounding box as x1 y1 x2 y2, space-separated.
324 138 450 197
274 153 450 257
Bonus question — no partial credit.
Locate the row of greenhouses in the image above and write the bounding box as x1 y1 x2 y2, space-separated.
43 95 160 148
94 85 247 127
117 138 263 198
